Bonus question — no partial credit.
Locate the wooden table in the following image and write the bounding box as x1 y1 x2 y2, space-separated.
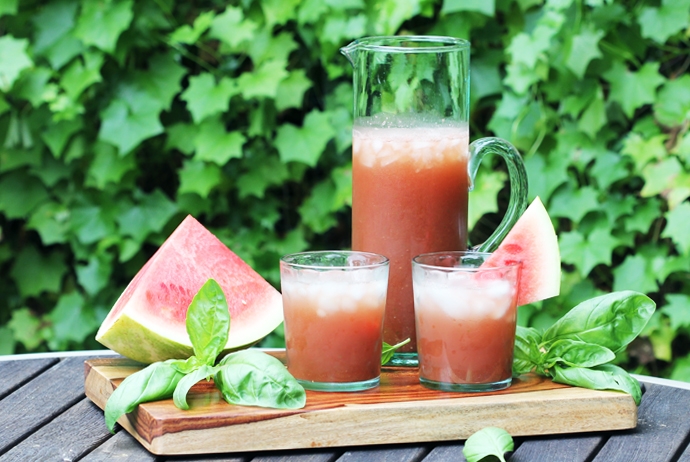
2 350 690 462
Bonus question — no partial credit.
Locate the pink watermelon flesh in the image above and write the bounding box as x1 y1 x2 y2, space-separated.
96 215 283 364
482 196 561 306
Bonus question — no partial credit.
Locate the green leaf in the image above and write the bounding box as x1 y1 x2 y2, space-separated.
542 291 656 354
31 0 78 53
10 246 67 297
603 61 665 119
381 338 411 365
169 11 214 44
0 36 33 91
237 60 289 100
462 427 514 462
26 202 71 245
559 228 623 277
661 294 690 331
15 67 53 107
209 6 258 49
261 0 301 27
181 74 238 124
621 133 667 170
442 0 494 15
640 156 682 198
275 110 336 167
661 202 690 256
0 0 17 17
41 118 83 158
173 365 216 410
70 205 116 244
549 185 599 223
105 360 185 432
565 27 604 78
654 74 690 128
216 350 306 409
275 70 313 111
298 179 338 233
115 189 178 242
165 123 197 155
59 51 104 99
513 326 542 375
638 0 690 43
524 153 569 201
193 117 246 165
542 339 615 369
186 279 230 366
74 0 134 54
237 154 289 199
177 159 223 197
552 364 642 406
624 199 662 234
670 355 690 383
578 88 607 138
590 150 631 190
612 254 659 294
76 253 113 296
86 142 137 189
125 53 187 113
98 99 164 155
8 308 43 350
47 291 98 348
0 170 49 218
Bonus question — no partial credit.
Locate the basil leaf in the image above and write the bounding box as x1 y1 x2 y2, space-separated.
551 364 642 405
542 339 615 369
187 278 230 366
513 326 542 375
170 356 202 374
173 364 217 410
104 360 185 432
462 426 514 462
215 350 306 409
542 291 655 353
381 338 411 365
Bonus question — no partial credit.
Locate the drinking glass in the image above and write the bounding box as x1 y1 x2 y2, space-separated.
280 251 389 392
412 251 519 392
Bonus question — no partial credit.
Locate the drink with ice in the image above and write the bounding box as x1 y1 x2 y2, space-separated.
412 251 519 392
352 120 468 357
280 251 389 392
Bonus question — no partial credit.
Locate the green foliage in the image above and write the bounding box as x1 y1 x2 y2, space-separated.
0 0 688 383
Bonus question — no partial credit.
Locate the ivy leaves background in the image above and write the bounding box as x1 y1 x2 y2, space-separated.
0 0 688 382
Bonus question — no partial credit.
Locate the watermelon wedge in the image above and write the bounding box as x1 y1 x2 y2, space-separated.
482 196 561 306
96 215 283 364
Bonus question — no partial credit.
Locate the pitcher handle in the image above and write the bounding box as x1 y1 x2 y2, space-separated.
468 137 528 252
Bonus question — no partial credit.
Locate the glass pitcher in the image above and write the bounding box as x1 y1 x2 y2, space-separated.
341 36 528 366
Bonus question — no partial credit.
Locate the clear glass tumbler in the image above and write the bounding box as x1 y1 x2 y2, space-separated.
412 251 520 392
280 251 389 392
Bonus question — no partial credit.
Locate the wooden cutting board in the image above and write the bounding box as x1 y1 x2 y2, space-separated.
84 353 637 456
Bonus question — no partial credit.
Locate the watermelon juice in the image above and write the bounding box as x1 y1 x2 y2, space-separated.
352 122 469 360
280 251 389 392
412 252 520 392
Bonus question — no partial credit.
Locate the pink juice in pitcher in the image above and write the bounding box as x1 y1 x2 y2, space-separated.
351 122 469 353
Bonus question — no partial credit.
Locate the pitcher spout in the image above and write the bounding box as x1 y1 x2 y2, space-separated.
340 41 358 66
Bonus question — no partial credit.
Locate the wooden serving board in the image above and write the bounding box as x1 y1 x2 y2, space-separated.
84 353 637 456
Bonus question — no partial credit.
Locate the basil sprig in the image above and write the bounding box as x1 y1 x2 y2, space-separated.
104 278 306 432
513 290 655 405
462 427 514 462
381 338 411 365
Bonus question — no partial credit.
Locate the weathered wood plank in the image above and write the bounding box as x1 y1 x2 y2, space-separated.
80 430 156 462
336 444 429 462
251 450 340 462
508 434 603 462
676 441 690 461
591 383 690 462
420 442 466 462
0 399 111 462
0 357 89 454
0 358 58 400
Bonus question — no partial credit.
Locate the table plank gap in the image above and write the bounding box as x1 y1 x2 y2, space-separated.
420 442 467 462
78 429 156 462
0 398 111 462
0 357 93 455
0 358 59 400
